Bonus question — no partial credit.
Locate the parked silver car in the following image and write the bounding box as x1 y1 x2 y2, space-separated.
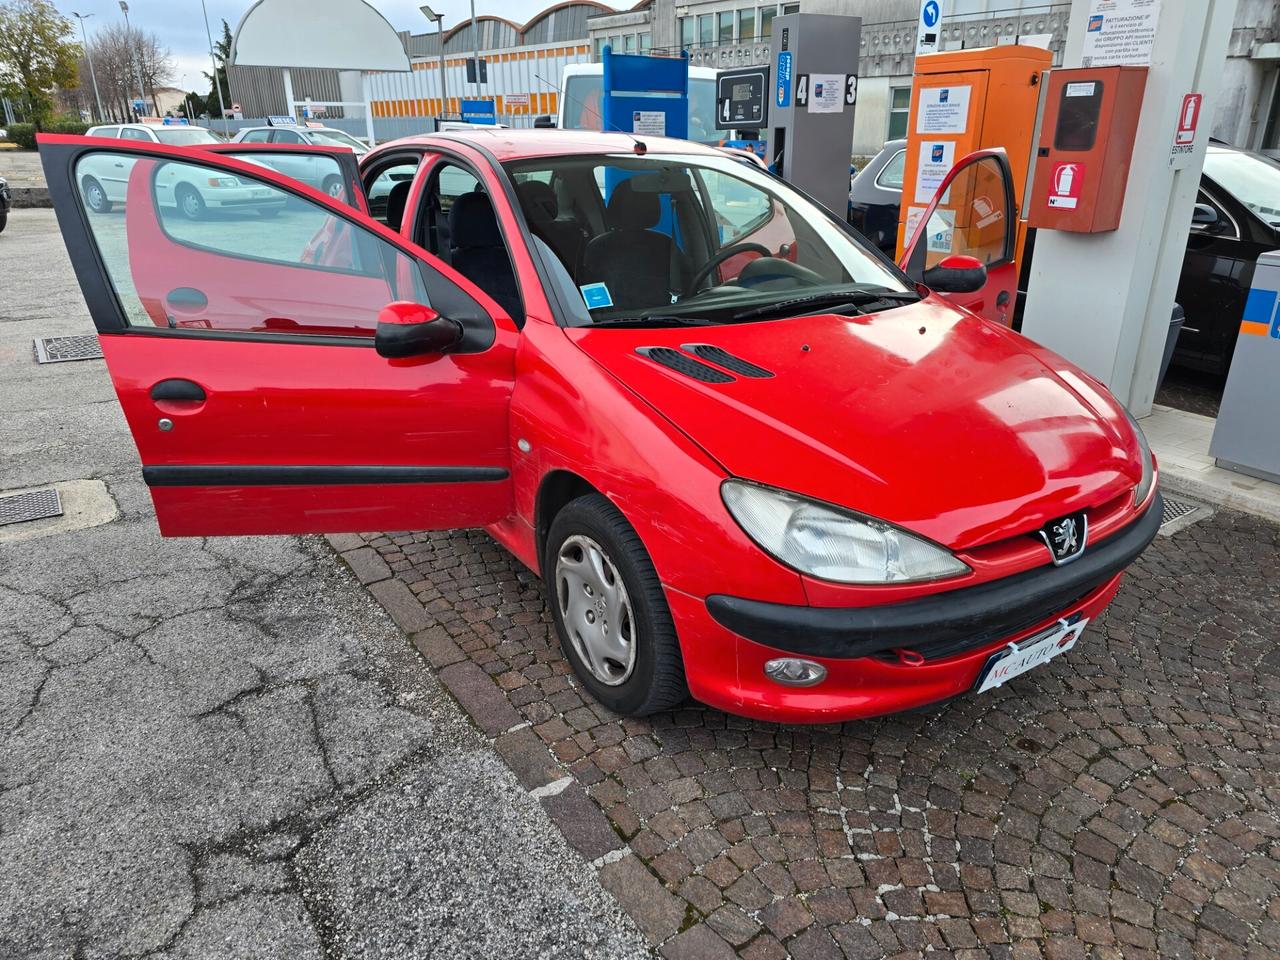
230 125 368 197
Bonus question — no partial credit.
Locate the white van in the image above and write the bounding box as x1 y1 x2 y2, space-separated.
557 63 730 145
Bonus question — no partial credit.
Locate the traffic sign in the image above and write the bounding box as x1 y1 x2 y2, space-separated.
916 0 944 56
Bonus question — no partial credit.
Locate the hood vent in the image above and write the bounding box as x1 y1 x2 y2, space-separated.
683 344 774 378
636 346 736 384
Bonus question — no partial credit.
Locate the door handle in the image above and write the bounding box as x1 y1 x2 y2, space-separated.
150 379 206 403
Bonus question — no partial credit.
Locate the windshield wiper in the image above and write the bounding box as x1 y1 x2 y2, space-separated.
730 288 919 322
589 315 720 329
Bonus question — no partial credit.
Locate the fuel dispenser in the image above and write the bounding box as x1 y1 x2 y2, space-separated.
895 45 1051 263
1027 67 1148 233
765 14 861 218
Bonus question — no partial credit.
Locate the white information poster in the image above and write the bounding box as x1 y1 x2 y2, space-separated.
903 205 928 249
632 111 666 135
1080 0 1163 67
916 85 971 135
914 140 956 204
806 74 844 114
925 209 956 254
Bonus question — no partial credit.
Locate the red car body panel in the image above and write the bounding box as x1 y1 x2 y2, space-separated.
38 130 1158 722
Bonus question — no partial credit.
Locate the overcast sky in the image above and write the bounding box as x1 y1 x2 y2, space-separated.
68 0 560 91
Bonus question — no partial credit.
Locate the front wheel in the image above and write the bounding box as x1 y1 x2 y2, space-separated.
0 210 7 234
82 177 111 214
321 174 344 200
545 494 687 716
176 184 207 220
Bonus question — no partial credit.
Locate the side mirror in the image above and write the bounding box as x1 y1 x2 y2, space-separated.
375 301 462 358
922 254 987 294
533 114 556 129
1191 202 1220 231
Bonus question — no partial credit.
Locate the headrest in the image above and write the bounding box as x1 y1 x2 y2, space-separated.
606 180 661 230
449 191 501 249
385 180 411 231
518 180 558 221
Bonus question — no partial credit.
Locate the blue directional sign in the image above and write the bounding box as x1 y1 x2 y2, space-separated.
922 1 940 29
460 99 497 124
776 51 792 108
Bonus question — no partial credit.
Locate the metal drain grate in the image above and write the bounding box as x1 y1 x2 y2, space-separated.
0 488 63 527
33 335 103 364
1159 496 1212 536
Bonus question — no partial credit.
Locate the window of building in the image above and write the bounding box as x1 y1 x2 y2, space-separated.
718 11 734 43
760 7 776 38
698 14 714 46
624 33 636 52
738 8 755 42
608 34 620 50
887 87 912 140
679 17 694 49
594 36 605 59
782 3 799 13
639 31 651 54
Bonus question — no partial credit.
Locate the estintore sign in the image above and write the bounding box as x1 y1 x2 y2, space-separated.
1174 93 1202 146
1047 161 1084 209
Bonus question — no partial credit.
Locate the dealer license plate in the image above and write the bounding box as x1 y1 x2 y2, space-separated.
975 617 1088 694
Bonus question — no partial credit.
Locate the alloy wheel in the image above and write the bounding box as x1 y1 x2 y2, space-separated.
555 534 636 686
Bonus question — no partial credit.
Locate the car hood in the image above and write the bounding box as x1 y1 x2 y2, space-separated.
567 300 1141 549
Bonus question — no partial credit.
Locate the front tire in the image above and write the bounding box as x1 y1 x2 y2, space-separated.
321 174 343 200
544 494 687 716
176 184 207 220
0 210 7 233
82 177 111 214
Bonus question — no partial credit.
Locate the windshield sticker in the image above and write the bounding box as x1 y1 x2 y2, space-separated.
579 282 614 310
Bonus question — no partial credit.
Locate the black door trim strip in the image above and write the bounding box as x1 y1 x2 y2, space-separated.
143 464 510 487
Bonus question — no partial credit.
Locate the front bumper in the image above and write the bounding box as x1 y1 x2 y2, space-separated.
707 491 1162 660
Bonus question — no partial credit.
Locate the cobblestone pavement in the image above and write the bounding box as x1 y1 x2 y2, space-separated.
338 505 1280 960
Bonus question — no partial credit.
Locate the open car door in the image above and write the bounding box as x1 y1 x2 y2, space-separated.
898 148 1017 326
39 134 518 536
204 141 368 213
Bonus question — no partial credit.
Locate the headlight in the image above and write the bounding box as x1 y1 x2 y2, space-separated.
721 480 970 584
1121 408 1155 507
206 176 239 188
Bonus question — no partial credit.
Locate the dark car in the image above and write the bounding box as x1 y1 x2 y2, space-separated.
1175 143 1280 374
846 138 905 255
0 175 10 233
850 138 1280 374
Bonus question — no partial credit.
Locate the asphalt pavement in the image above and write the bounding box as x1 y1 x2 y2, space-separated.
0 207 651 959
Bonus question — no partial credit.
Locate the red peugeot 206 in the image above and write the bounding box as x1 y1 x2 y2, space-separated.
40 129 1160 723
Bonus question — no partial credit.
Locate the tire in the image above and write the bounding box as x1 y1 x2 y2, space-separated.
544 494 687 716
321 174 343 200
176 184 207 220
0 210 7 234
82 177 111 214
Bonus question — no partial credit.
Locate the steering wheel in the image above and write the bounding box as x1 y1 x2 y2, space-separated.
684 242 773 296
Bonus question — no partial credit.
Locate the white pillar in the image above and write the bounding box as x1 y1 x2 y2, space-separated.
1020 1 1237 416
282 67 295 119
361 73 377 147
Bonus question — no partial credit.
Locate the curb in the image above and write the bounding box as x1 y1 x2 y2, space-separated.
10 186 52 209
326 532 717 955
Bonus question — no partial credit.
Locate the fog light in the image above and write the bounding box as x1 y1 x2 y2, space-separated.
763 658 827 687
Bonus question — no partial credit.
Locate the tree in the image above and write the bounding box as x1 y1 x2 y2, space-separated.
0 0 81 128
202 19 232 118
90 22 173 121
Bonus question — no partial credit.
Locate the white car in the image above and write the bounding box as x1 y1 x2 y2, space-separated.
230 125 369 197
81 123 285 219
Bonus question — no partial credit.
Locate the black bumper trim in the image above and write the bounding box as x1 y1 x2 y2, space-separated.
143 464 509 487
707 492 1163 660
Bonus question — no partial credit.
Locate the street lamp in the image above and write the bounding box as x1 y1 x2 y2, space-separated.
117 1 147 116
469 0 481 97
201 0 230 135
420 5 448 122
70 11 104 123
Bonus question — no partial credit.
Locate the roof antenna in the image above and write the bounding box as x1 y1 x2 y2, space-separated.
534 71 647 154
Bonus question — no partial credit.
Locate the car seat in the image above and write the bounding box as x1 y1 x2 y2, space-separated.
580 180 686 310
517 181 587 279
448 191 523 323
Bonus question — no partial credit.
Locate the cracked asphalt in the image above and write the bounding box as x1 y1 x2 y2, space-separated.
0 208 651 959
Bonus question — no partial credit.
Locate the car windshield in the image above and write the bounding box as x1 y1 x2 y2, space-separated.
1204 147 1280 227
153 128 220 146
507 152 911 326
561 75 730 143
306 129 367 152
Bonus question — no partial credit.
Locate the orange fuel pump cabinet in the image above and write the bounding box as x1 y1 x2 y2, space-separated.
1027 66 1148 233
895 45 1051 265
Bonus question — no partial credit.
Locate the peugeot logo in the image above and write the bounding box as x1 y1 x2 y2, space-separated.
1039 512 1088 565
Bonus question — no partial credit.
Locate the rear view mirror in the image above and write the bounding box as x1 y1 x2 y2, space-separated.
1190 202 1220 231
922 254 987 294
375 301 463 358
